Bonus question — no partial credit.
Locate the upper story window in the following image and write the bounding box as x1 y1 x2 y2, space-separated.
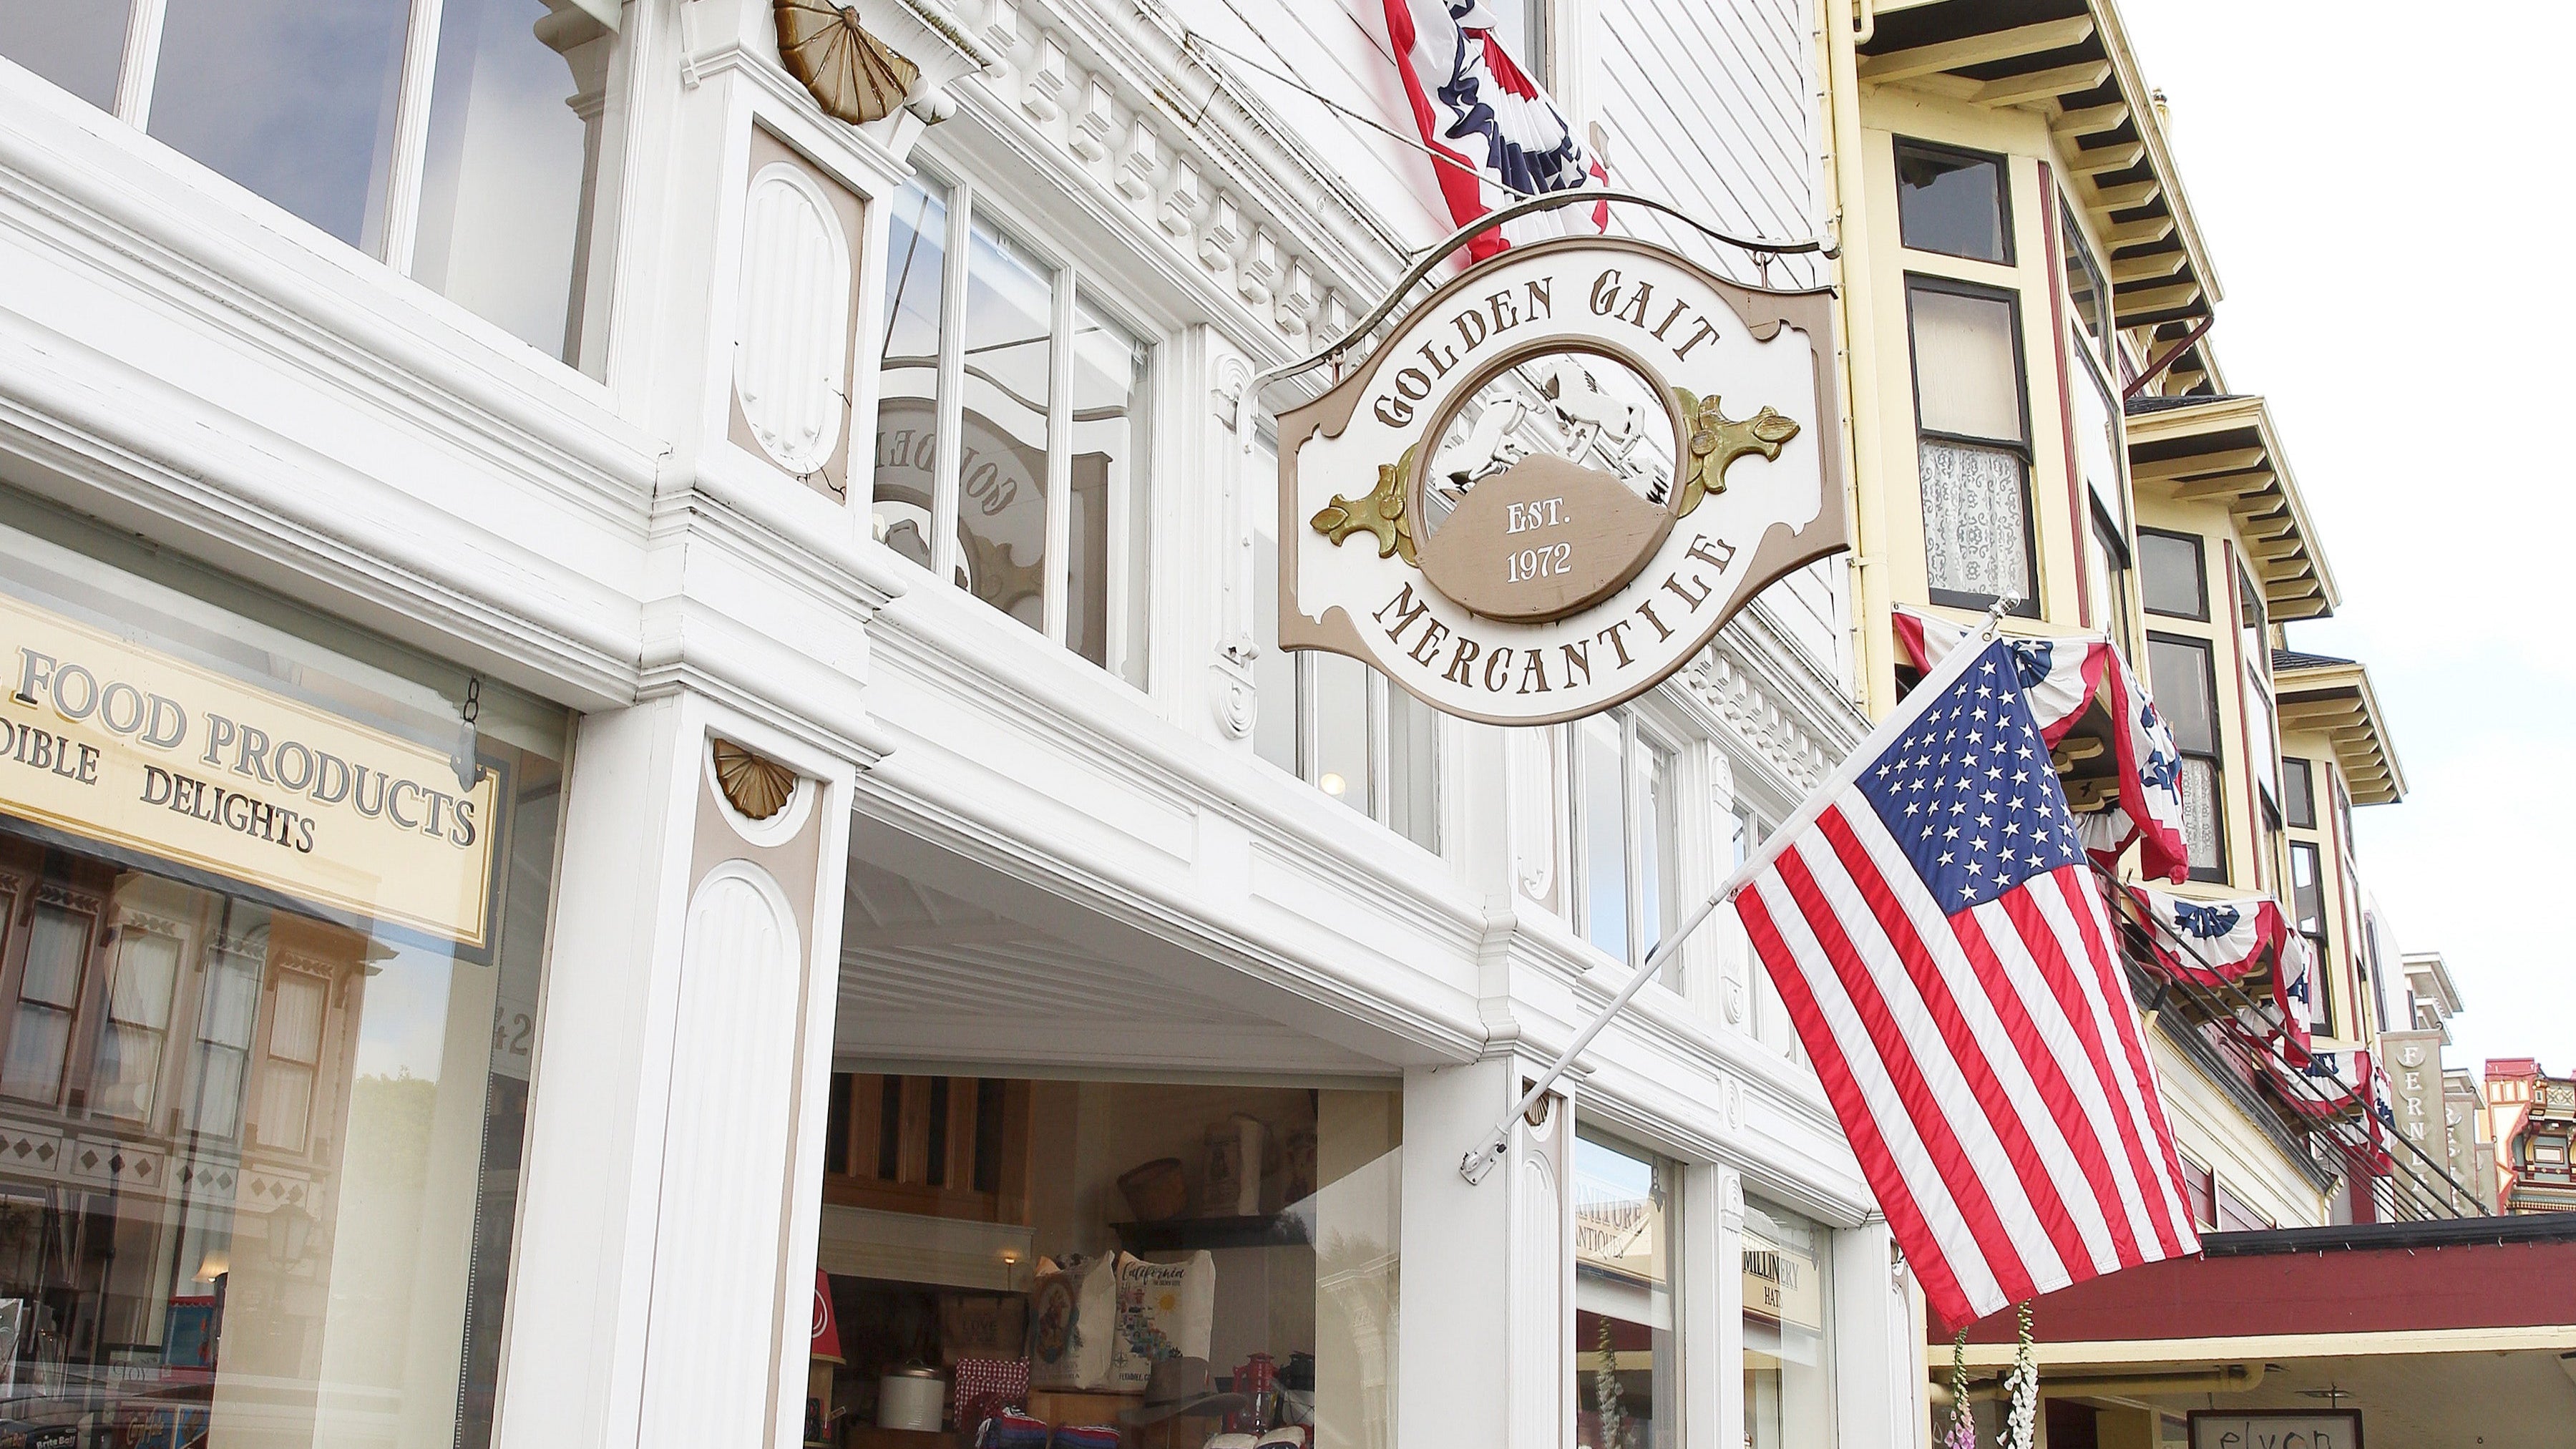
2085 505 2135 655
2147 632 2225 882
1896 140 2012 264
869 173 1153 688
1251 434 1440 852
1569 711 1679 978
2237 564 2279 820
2137 528 2208 620
1908 277 2035 614
2288 840 2334 1036
1480 0 1550 82
1 0 611 370
2059 201 2113 364
2282 756 2317 830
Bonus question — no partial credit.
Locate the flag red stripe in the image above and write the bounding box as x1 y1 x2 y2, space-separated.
1812 812 2111 1277
1945 901 2147 1269
1737 878 1981 1325
1378 0 1507 259
2061 866 2198 1214
1771 838 2044 1307
1995 881 2188 1259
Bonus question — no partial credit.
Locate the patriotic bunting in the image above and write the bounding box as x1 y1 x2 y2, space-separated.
1891 606 2187 883
1380 0 1610 260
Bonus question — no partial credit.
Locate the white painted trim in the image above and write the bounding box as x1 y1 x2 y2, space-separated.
1961 1322 2576 1369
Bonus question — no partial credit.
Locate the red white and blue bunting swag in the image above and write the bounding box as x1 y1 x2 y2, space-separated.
1892 607 2190 884
1380 0 1611 260
2122 884 2315 1065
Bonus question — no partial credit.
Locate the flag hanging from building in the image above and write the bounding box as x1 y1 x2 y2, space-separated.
1380 0 1609 260
1891 605 2188 884
1729 636 2201 1331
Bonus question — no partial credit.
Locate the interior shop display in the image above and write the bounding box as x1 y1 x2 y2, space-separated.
811 1077 1400 1448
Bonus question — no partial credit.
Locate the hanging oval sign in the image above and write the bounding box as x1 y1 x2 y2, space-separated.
1277 235 1847 726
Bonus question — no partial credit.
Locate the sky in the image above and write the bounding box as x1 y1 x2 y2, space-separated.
2117 4 2576 1075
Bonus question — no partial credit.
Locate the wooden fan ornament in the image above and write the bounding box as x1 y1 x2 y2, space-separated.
774 1 920 125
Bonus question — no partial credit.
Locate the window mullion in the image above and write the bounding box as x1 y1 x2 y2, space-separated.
1042 270 1075 645
1366 673 1390 824
930 185 972 587
379 0 449 270
112 0 168 127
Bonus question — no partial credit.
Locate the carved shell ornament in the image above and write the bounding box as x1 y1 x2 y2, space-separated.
712 738 800 821
774 1 921 125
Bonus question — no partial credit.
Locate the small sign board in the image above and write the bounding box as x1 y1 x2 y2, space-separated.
0 590 502 947
1277 235 1845 725
2189 1410 2363 1449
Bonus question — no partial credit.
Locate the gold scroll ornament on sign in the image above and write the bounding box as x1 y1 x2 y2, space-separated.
0 592 502 947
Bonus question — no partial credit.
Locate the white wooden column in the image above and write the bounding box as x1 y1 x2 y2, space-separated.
1399 1055 1574 1449
1830 1218 1928 1449
492 693 854 1449
1682 1163 1746 1449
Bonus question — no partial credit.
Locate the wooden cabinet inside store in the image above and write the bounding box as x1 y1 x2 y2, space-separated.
821 1072 1033 1224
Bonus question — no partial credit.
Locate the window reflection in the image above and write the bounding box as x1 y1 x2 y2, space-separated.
149 0 414 252
957 218 1055 630
0 3 130 109
1070 300 1148 680
1575 1131 1677 1449
872 180 951 570
1744 1197 1833 1449
411 0 597 360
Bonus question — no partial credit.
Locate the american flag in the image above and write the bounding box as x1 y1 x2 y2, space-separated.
1380 1 1609 260
1729 638 2201 1330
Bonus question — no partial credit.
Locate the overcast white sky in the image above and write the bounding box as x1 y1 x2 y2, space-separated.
2117 5 2576 1075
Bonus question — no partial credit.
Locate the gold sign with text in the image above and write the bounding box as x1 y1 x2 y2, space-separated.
0 593 499 947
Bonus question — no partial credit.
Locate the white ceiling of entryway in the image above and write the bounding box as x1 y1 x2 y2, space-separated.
835 823 1410 1078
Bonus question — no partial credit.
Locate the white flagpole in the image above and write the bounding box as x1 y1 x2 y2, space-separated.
1458 595 2017 1186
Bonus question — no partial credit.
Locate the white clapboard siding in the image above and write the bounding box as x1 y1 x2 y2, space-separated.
1590 0 1825 289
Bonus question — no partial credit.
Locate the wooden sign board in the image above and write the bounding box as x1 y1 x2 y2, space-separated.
1277 236 1845 726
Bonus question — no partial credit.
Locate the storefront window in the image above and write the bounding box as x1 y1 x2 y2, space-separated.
1574 1130 1677 1449
0 508 567 1447
814 1075 1400 1449
1743 1196 1832 1449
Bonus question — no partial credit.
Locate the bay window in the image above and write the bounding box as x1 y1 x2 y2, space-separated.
1908 278 2036 613
2282 756 2316 830
2147 633 2225 882
2137 528 2208 620
1 0 614 369
869 173 1153 688
2238 563 2280 819
1570 712 1679 977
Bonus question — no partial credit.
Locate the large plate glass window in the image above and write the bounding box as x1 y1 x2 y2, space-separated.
2147 633 2225 881
1575 1129 1678 1449
1251 433 1439 850
1569 713 1679 979
1908 277 2035 615
1743 1196 1833 1449
813 1071 1401 1445
869 171 1154 689
0 503 567 1449
0 1 617 370
1895 139 2011 264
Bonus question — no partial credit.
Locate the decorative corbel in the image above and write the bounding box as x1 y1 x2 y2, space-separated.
1071 75 1116 164
1275 260 1315 338
1024 34 1068 122
1161 157 1204 238
1199 193 1241 275
1118 118 1161 203
1238 228 1279 308
980 0 1020 69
